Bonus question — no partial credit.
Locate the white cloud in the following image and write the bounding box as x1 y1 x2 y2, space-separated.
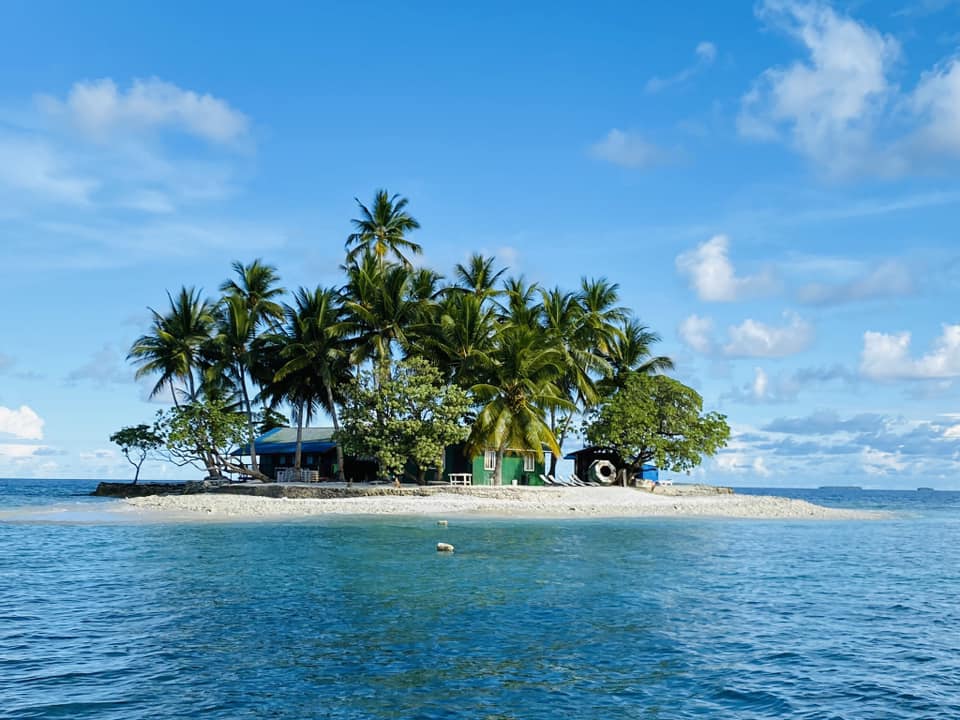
0 443 45 458
38 78 249 145
696 41 718 64
797 259 914 305
739 0 960 176
738 0 898 176
752 367 770 399
724 364 856 404
724 312 814 357
646 41 717 93
676 235 777 302
861 447 907 475
0 137 98 205
0 77 252 223
860 324 960 380
79 449 115 461
910 58 960 157
678 314 715 353
0 405 44 440
589 129 665 169
753 456 773 477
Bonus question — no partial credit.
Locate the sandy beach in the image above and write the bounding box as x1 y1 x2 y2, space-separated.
124 486 883 520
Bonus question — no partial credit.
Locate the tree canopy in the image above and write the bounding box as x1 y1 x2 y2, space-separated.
337 357 471 483
121 187 731 486
109 424 164 483
584 374 730 483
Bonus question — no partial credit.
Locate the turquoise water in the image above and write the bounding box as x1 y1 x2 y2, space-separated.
1 480 959 718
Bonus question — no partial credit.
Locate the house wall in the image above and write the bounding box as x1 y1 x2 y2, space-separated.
470 452 545 486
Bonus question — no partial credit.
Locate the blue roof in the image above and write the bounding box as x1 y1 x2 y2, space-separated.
231 427 337 457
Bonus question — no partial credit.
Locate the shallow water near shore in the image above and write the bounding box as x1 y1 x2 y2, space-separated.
2 479 959 718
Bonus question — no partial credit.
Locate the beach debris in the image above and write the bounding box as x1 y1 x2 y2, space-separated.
437 520 448 527
436 542 455 552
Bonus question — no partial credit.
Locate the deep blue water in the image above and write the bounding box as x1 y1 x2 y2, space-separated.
1 480 959 719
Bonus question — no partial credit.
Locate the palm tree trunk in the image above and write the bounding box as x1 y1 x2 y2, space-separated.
294 401 304 471
180 372 218 478
169 382 181 408
326 383 346 482
495 445 505 486
186 371 197 404
548 407 558 475
238 364 259 475
551 412 575 476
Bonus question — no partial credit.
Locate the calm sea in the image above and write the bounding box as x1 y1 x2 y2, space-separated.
1 479 958 719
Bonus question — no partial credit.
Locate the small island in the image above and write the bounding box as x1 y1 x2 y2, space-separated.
104 189 866 521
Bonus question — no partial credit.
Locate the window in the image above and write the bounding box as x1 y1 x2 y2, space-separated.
484 450 496 471
523 453 535 472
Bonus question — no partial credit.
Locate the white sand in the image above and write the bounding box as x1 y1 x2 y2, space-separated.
124 486 884 521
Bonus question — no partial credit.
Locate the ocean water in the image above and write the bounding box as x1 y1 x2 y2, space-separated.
1 480 959 719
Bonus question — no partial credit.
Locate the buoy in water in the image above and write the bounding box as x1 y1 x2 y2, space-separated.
436 542 455 552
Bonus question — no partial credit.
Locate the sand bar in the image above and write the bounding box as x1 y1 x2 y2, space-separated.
124 486 885 520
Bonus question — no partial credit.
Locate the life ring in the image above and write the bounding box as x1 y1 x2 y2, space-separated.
589 459 617 485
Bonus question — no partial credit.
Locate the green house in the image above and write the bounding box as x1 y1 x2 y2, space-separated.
443 443 548 486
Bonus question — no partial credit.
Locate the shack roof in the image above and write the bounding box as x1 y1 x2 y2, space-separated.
231 427 336 457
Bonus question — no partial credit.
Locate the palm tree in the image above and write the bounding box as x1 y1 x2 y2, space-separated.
600 318 674 394
540 286 608 475
272 287 352 480
498 275 542 328
454 253 506 299
467 325 571 485
345 190 422 268
213 294 265 477
219 259 285 330
577 277 628 355
128 287 215 404
414 291 498 388
342 255 422 383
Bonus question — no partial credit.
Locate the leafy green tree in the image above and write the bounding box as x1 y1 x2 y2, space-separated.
467 325 572 485
337 357 470 484
155 400 251 479
109 424 164 483
345 189 422 268
583 374 730 485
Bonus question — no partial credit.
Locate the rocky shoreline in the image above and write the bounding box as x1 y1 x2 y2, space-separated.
94 480 736 500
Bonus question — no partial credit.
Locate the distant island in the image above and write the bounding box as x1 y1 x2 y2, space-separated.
819 485 863 490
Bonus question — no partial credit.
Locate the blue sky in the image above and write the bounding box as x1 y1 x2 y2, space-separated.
3 0 960 487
